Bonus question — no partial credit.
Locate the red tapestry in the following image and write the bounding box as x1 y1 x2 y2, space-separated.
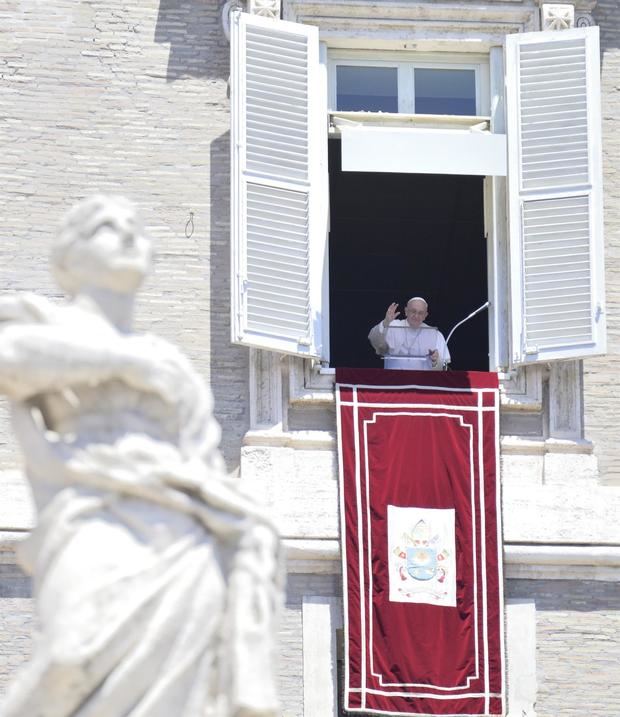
336 368 504 716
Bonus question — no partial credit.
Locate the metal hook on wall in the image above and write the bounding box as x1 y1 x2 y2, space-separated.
185 211 195 239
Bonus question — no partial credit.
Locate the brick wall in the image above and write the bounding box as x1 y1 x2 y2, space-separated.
0 0 618 479
1 0 619 714
583 0 620 484
280 573 342 716
0 566 343 714
508 579 620 717
0 0 248 471
0 559 32 698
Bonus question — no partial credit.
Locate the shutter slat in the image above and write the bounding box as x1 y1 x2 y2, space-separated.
524 266 590 278
248 266 311 286
248 240 309 257
247 96 307 116
525 297 590 310
246 42 308 60
519 135 588 149
521 146 588 160
247 82 308 102
246 117 308 132
525 235 589 246
520 73 586 87
246 55 308 74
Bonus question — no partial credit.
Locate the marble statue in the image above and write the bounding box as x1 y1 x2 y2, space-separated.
0 195 282 717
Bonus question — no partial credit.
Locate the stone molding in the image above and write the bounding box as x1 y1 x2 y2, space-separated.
500 435 593 454
288 356 335 405
5 531 620 580
499 365 544 411
284 1 599 52
221 0 282 41
284 0 541 51
540 2 596 30
248 0 281 18
251 350 589 444
249 347 284 430
541 2 575 29
575 11 595 26
283 538 620 580
242 427 335 448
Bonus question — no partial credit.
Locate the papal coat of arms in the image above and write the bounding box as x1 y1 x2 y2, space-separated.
387 506 457 606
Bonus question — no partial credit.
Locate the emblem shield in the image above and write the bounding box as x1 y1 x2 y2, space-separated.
406 546 437 581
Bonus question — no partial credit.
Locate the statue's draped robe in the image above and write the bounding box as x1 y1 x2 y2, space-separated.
0 296 281 717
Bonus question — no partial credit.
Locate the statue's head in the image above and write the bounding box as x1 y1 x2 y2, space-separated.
52 195 153 296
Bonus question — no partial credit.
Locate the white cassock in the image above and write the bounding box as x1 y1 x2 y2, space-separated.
368 320 450 370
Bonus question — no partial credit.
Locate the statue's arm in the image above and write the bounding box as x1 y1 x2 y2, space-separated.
0 324 177 402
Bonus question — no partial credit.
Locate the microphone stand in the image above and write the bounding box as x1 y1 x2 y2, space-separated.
443 301 490 370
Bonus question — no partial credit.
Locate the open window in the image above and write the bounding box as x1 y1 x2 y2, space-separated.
230 13 605 370
328 143 489 370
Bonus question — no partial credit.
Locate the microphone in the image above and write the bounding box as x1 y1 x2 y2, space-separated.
443 301 490 369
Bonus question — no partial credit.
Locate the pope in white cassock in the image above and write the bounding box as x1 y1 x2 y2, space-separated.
368 297 450 370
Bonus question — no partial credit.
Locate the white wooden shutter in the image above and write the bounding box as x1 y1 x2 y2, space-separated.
506 27 606 365
230 11 328 358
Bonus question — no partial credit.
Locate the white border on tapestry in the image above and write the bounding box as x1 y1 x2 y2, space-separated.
337 382 499 395
363 412 479 691
476 391 490 714
335 382 352 711
493 387 506 716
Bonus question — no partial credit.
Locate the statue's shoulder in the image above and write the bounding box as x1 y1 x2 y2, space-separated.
126 332 195 369
0 293 59 325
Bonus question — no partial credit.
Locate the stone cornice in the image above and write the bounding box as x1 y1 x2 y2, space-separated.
284 0 598 49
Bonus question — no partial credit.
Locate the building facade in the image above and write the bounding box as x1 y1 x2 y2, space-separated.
1 0 619 715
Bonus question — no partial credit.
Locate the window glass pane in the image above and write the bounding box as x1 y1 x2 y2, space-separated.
414 68 476 116
336 66 398 112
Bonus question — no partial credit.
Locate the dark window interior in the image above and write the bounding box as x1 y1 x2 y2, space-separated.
328 139 489 371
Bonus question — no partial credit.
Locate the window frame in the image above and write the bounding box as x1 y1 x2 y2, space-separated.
327 47 501 371
231 15 605 375
327 50 491 117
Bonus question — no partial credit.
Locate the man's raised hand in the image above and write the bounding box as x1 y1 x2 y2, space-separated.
383 302 400 328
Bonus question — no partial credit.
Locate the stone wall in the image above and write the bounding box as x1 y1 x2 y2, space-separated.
583 0 620 485
3 574 619 716
0 560 32 698
508 579 620 717
0 0 248 472
1 0 618 483
1 0 619 714
0 564 343 715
